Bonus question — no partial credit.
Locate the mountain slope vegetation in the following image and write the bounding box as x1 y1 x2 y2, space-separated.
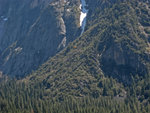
0 0 150 113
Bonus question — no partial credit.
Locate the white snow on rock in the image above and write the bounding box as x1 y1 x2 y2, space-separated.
1 16 8 21
15 47 22 53
3 18 8 21
80 0 88 35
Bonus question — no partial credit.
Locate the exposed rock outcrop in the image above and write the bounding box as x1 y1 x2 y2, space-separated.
0 0 81 77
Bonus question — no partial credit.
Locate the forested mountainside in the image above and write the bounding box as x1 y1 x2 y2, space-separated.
0 0 81 77
0 0 150 113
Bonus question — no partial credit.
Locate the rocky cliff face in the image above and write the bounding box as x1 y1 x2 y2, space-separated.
0 0 81 77
0 1 150 112
94 0 150 83
25 0 150 88
1 0 150 80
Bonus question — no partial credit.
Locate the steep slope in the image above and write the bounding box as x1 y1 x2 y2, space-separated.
23 0 150 98
0 0 150 112
0 0 81 77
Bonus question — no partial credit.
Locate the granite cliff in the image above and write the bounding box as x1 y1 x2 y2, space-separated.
0 0 81 77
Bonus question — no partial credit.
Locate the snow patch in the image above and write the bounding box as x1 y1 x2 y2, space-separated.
15 47 22 53
3 18 8 21
66 8 71 12
51 1 59 6
80 0 88 35
1 16 8 21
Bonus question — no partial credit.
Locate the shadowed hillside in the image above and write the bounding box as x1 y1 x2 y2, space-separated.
0 0 150 113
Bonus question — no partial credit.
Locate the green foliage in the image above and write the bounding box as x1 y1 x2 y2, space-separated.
0 0 150 112
0 79 149 113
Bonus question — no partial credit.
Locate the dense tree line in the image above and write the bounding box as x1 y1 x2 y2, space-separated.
0 78 149 113
0 0 150 113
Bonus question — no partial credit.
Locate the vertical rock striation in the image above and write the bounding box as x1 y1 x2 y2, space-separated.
0 0 81 77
